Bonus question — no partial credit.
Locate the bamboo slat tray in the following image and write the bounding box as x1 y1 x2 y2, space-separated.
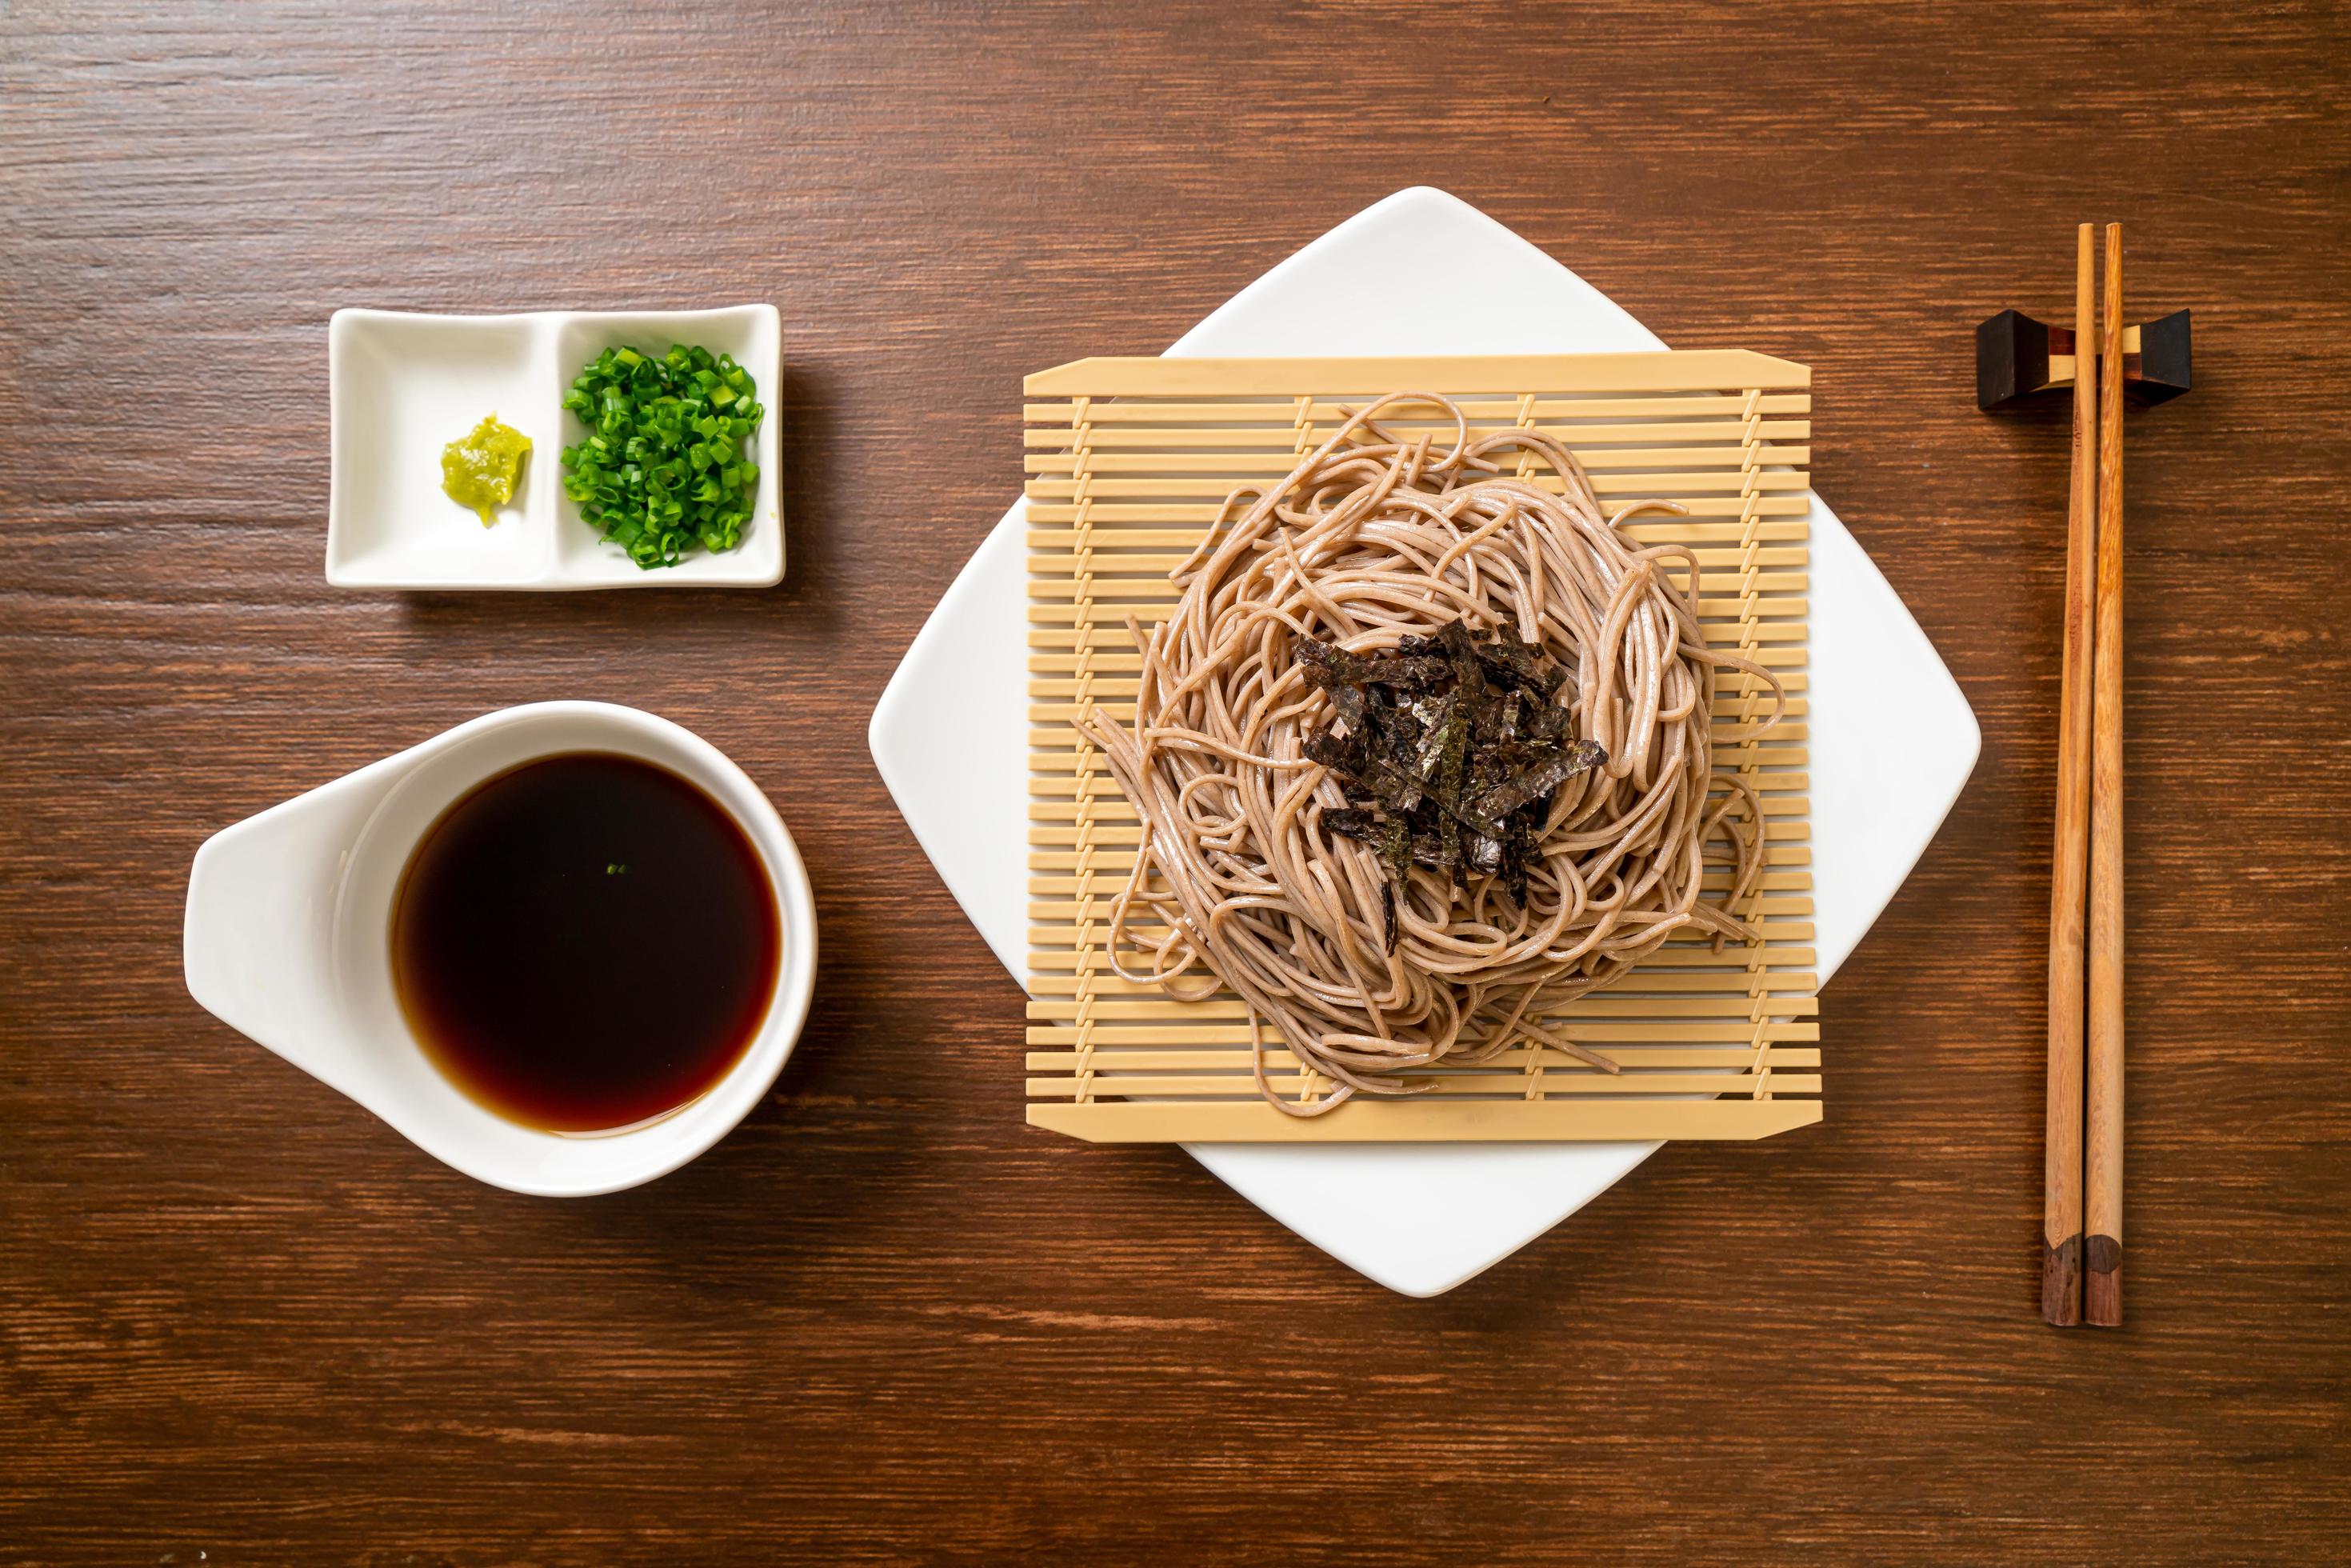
1024 352 1817 1143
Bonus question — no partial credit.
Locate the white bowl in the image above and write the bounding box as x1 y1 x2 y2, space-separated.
869 186 1981 1294
326 306 784 590
184 702 819 1194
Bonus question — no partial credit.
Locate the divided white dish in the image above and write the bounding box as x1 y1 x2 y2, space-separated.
871 187 1981 1294
327 305 783 590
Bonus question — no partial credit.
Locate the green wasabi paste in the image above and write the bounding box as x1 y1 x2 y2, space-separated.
441 414 532 526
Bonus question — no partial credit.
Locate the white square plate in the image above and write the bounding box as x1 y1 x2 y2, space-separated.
326 306 783 590
870 188 1979 1294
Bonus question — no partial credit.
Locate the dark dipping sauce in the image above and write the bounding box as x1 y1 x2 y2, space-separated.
390 752 780 1133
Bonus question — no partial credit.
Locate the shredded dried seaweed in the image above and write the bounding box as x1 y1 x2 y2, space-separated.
1301 618 1608 948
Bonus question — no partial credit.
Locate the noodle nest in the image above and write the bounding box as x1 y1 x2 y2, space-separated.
1080 392 1785 1115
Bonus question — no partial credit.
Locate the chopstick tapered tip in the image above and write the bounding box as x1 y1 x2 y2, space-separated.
2085 1234 2123 1326
2042 1235 2083 1327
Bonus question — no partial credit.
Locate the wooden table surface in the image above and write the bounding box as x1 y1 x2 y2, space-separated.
5 2 2347 1562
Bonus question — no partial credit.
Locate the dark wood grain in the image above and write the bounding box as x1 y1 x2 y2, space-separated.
4 2 2347 1562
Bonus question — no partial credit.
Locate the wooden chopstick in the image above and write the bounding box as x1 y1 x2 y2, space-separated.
2085 222 2128 1326
2044 223 2097 1327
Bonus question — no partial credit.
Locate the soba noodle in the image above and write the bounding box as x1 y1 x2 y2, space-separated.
1078 392 1785 1115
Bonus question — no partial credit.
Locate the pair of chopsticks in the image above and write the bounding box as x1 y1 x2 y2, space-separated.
2045 224 2126 1328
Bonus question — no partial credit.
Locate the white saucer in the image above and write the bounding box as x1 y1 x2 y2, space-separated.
870 188 1978 1294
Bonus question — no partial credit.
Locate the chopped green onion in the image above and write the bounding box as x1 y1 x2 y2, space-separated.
559 342 764 569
